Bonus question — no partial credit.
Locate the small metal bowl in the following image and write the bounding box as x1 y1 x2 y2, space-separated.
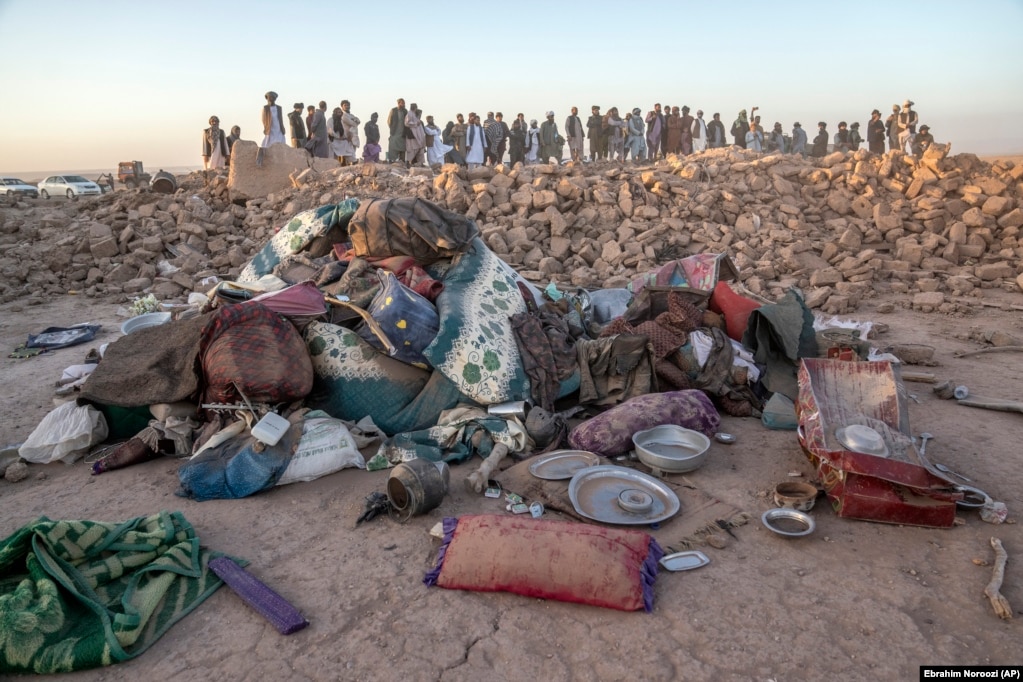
618 488 654 513
761 508 816 537
715 433 736 444
835 424 889 457
954 484 991 510
632 425 711 475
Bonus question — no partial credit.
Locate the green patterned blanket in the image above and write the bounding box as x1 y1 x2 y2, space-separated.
0 511 229 674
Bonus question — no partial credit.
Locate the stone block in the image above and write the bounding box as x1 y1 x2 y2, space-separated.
975 262 1015 281
982 195 1011 216
962 207 986 227
90 237 120 260
997 208 1023 229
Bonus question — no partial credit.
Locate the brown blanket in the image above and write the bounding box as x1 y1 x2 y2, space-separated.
497 458 749 553
79 314 210 408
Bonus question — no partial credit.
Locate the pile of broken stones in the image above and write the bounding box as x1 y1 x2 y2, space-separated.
1 142 1021 314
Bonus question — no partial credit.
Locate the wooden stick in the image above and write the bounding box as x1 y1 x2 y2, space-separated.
983 537 1012 620
900 371 937 383
954 346 1023 359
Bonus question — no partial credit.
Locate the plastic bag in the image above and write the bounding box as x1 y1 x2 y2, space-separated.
277 413 365 485
19 401 109 464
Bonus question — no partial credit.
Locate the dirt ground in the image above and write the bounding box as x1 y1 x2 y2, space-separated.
1 287 1021 681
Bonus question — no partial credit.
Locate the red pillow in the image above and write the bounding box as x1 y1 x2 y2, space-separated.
424 515 663 612
709 281 761 341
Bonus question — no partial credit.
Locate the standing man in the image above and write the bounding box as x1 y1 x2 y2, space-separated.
308 102 329 159
625 108 646 162
564 107 585 162
587 105 603 161
338 100 361 166
898 100 918 155
708 113 727 149
226 125 241 155
645 104 664 160
363 113 381 162
464 113 486 169
387 98 408 163
496 113 511 164
202 116 230 170
261 91 286 148
811 122 829 157
404 103 426 167
288 103 307 149
790 122 807 157
509 119 527 166
691 110 708 153
483 112 502 165
866 110 886 154
679 106 695 155
768 122 785 153
885 104 900 152
451 113 467 160
539 111 561 163
745 123 763 153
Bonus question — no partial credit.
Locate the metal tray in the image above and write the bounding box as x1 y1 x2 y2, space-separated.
568 465 680 525
528 450 601 480
659 550 711 572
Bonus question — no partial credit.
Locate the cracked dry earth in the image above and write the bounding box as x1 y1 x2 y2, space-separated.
0 292 1020 681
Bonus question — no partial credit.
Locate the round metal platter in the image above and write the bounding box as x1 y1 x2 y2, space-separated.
527 450 601 480
568 465 681 525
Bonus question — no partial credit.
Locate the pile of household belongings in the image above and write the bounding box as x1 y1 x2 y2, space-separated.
20 195 962 524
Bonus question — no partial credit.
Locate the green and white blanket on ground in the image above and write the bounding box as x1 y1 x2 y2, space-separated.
0 511 228 674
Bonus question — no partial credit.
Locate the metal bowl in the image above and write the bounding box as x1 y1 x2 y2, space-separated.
121 312 171 335
632 425 711 475
617 488 654 513
761 508 816 537
835 424 889 457
954 484 991 510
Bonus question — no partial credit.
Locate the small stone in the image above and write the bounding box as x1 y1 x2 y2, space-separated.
5 461 29 483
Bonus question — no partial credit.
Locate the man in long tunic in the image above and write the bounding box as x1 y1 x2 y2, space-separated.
645 104 664 160
387 98 408 163
308 102 329 159
708 113 726 149
451 114 467 161
665 106 683 155
625 108 646 162
404 104 426 167
679 106 695 155
691 110 708 153
288 103 307 149
565 107 585 162
587 106 603 161
867 110 886 154
539 111 560 163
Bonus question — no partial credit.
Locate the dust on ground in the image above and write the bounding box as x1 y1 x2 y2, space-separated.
1 290 1020 681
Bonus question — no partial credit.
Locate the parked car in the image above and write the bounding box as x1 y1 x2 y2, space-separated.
1 177 39 198
37 175 102 199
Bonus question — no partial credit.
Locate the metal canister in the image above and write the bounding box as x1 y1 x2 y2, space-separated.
386 459 450 522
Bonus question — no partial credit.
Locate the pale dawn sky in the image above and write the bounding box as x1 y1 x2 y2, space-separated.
1 0 1022 175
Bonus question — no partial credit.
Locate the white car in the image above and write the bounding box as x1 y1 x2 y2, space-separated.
0 177 39 198
38 175 102 199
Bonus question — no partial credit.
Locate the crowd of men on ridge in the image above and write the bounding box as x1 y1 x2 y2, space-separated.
200 93 935 171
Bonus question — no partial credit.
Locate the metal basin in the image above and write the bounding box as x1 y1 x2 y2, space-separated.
632 425 711 475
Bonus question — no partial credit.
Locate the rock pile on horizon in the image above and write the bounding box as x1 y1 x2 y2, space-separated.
1 144 1021 315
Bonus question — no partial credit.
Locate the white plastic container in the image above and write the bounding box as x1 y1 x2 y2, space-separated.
251 413 290 446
